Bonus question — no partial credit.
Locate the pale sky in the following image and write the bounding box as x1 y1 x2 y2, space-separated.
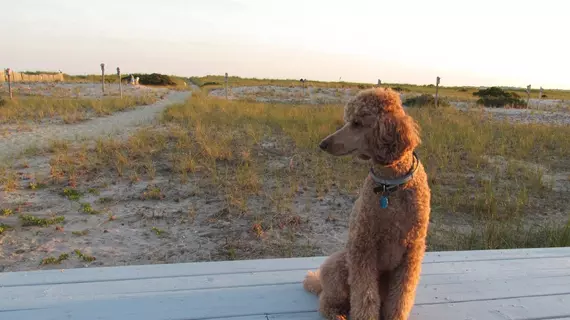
2 0 568 88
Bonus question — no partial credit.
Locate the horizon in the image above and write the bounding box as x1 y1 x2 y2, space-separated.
2 0 568 90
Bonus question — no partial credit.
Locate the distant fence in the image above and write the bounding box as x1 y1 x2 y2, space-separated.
1 71 64 83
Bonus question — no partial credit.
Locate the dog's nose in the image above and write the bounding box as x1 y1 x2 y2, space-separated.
319 140 329 150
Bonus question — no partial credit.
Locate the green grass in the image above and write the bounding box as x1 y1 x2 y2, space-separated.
151 227 166 236
88 188 100 195
80 202 99 214
40 250 97 265
74 249 96 262
0 223 13 234
72 229 89 236
0 95 158 124
20 215 65 227
40 253 70 265
62 187 82 201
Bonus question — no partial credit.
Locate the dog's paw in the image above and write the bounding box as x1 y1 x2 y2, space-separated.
303 270 322 294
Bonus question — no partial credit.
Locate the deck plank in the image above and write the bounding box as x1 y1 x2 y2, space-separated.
2 247 570 287
410 293 570 320
1 284 317 320
2 253 569 292
1 248 569 320
2 261 570 307
4 290 570 320
2 276 570 319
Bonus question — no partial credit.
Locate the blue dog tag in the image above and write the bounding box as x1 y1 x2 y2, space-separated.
380 196 389 208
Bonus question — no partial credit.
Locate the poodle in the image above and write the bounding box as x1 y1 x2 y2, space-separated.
303 87 431 320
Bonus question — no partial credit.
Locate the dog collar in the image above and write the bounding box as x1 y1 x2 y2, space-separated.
369 152 419 208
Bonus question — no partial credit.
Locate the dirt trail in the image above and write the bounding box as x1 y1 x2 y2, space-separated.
0 90 191 161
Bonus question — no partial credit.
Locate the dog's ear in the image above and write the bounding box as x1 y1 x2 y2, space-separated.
369 113 420 164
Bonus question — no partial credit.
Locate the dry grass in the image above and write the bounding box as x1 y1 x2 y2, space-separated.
1 93 569 264
412 107 570 249
0 95 158 124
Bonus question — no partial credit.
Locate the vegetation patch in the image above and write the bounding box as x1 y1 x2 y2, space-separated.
0 224 13 234
62 187 82 201
40 253 69 265
403 94 450 108
122 73 176 86
74 249 96 262
20 215 65 227
473 87 527 108
0 95 157 124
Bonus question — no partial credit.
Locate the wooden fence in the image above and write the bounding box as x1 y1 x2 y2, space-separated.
1 71 64 83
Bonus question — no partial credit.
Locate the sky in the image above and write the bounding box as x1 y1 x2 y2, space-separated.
1 0 569 89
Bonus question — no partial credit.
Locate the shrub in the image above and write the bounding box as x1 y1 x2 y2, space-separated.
201 81 222 87
472 87 527 108
188 77 204 87
0 97 6 107
403 94 450 108
122 73 176 86
390 86 411 92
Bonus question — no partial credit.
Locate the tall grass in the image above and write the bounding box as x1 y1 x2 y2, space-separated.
168 96 570 250
0 95 158 124
4 94 569 251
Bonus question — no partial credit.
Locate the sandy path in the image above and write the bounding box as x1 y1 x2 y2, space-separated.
0 90 191 161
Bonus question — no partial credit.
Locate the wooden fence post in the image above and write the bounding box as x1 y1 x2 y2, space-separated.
6 68 13 100
224 72 228 100
537 86 543 110
117 67 122 99
526 84 531 108
100 63 105 94
435 76 440 107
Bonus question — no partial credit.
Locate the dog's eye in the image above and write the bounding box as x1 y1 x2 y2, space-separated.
352 120 361 127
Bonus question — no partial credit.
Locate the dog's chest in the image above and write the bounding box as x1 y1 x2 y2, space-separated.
349 183 422 270
375 219 411 271
366 194 417 271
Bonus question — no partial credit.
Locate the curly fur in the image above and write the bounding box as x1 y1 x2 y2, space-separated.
304 88 431 320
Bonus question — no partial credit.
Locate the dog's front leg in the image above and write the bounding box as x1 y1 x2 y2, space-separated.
381 241 425 320
348 248 380 320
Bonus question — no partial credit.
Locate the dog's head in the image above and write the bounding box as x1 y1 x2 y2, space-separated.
318 87 420 165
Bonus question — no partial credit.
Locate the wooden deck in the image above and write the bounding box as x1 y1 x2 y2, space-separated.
1 247 570 320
